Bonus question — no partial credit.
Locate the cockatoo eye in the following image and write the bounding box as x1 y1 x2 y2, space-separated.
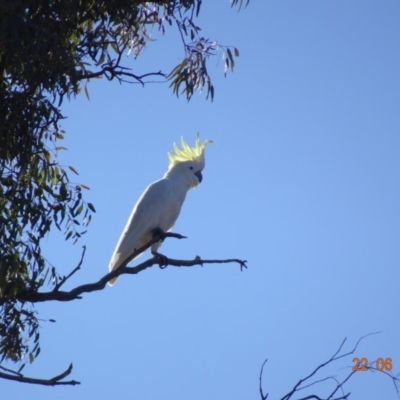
189 166 194 170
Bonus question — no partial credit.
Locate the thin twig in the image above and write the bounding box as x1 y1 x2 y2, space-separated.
0 363 79 386
281 332 380 400
259 358 269 400
259 332 399 400
80 66 165 84
0 365 23 376
53 246 87 291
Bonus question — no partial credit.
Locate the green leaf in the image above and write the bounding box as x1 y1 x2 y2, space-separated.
17 364 26 374
87 203 96 212
226 48 234 64
84 84 90 101
110 42 118 53
65 231 73 241
68 166 79 175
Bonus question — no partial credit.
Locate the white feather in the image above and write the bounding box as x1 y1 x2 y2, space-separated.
108 160 202 286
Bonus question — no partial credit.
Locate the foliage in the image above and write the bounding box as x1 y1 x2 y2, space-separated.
0 0 247 381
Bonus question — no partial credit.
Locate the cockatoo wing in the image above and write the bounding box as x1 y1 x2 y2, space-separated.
108 179 170 285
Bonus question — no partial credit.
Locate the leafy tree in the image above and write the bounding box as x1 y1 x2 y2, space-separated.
0 0 248 384
1 3 399 397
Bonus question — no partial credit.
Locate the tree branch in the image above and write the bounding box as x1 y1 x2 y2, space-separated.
0 363 79 386
15 232 247 303
79 65 166 85
259 359 269 400
53 245 87 291
259 332 400 400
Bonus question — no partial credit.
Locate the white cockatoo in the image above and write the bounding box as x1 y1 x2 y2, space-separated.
108 135 213 285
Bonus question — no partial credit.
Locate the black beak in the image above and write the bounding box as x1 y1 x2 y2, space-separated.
195 171 203 183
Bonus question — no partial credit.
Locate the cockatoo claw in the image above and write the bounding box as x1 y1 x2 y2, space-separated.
152 227 166 242
152 251 169 268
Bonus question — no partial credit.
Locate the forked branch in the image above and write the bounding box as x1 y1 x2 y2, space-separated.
259 332 400 400
0 363 79 386
15 231 247 303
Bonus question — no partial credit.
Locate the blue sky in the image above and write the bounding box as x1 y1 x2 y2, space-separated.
3 1 400 399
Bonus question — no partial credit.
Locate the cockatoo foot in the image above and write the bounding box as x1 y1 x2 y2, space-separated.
152 227 166 242
152 251 169 268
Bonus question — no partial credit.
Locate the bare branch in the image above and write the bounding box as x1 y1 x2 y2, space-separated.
79 65 166 85
0 363 79 386
0 365 23 376
15 232 247 303
281 332 380 400
259 332 399 400
259 358 269 400
53 245 87 291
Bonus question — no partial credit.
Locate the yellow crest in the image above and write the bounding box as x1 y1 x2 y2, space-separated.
168 134 213 167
